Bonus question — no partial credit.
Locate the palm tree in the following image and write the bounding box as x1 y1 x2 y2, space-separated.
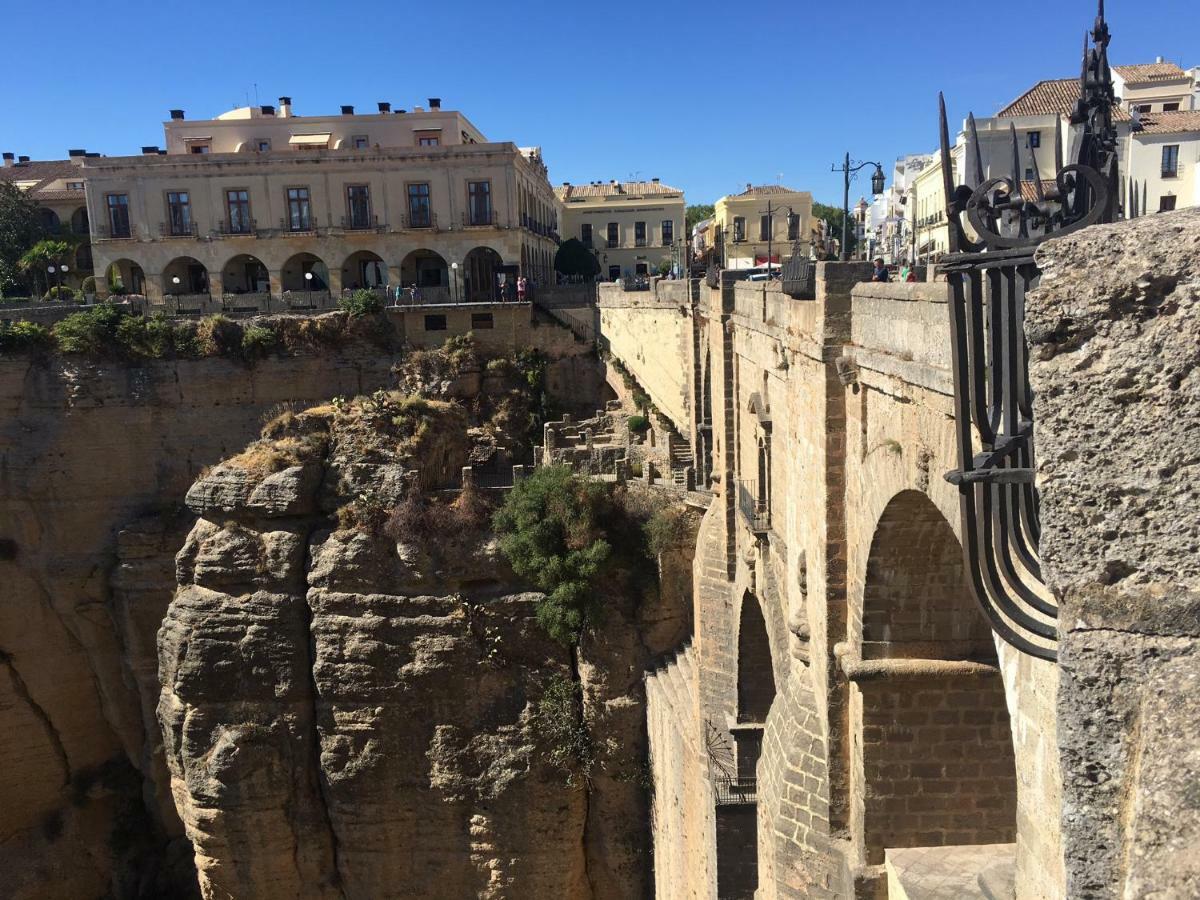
19 239 71 299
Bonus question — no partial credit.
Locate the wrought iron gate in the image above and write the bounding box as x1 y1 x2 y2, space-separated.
939 2 1119 661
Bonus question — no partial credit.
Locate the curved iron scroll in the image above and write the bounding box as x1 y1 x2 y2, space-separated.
939 1 1119 661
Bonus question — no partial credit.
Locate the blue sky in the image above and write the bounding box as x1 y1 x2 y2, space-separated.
0 0 1193 207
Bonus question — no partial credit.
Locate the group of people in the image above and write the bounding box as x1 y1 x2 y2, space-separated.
871 257 920 283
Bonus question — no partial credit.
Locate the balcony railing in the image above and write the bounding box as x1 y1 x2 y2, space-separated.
463 210 497 227
280 216 318 234
606 238 618 249
635 236 647 247
95 223 136 240
661 237 673 247
1162 167 1179 179
160 221 199 238
218 218 257 236
341 214 384 232
402 211 435 230
581 237 594 249
713 775 758 806
737 479 771 534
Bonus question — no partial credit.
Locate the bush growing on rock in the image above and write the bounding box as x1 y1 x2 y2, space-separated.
240 323 278 359
626 415 650 435
338 288 383 317
534 674 595 786
0 319 51 353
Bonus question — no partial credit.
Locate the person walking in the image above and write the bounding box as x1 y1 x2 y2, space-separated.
517 275 527 302
871 258 890 283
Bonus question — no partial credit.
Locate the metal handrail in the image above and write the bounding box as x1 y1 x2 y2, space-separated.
96 222 136 240
714 775 758 805
160 221 199 238
341 214 382 232
280 216 319 234
737 479 770 533
403 211 435 229
463 210 497 227
218 218 257 236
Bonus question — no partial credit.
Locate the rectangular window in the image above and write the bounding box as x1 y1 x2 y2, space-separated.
67 181 84 191
257 140 271 152
424 314 447 331
1163 102 1180 112
166 191 191 235
608 265 621 281
607 222 618 248
352 135 369 150
287 187 311 231
417 136 440 147
1134 104 1152 114
635 221 647 247
661 219 673 246
1025 168 1035 182
1159 195 1177 212
1162 144 1180 178
467 180 491 225
733 216 746 242
106 193 130 238
581 223 593 248
759 215 771 241
226 189 251 233
635 262 648 276
189 144 210 154
1028 131 1041 148
471 312 495 329
346 185 371 229
786 213 800 241
407 183 431 228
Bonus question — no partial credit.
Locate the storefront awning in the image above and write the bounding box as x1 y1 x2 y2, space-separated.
288 133 331 147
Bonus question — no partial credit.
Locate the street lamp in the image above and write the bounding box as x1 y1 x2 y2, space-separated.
831 153 886 261
450 262 459 304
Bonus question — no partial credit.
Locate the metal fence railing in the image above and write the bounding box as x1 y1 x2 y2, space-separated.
737 480 770 533
713 775 758 806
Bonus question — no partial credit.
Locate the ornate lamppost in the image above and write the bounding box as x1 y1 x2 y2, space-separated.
831 154 886 261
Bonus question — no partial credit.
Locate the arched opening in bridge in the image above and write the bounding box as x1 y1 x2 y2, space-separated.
400 249 448 290
280 253 329 292
463 246 503 301
162 256 209 295
854 490 1016 869
105 259 144 296
222 254 268 294
343 250 385 290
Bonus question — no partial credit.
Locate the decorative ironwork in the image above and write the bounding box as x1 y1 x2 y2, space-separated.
940 1 1118 662
714 775 759 806
780 251 815 299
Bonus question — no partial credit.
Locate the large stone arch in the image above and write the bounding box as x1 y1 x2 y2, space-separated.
221 253 269 294
342 250 385 290
399 248 447 290
463 246 505 301
280 252 329 292
162 256 209 295
104 258 145 296
850 490 1016 868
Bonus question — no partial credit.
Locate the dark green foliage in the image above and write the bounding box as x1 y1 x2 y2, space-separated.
0 320 51 353
81 275 97 295
686 203 715 231
43 286 79 302
554 238 600 280
609 356 652 411
0 182 45 296
535 673 595 785
240 323 278 359
626 414 649 435
493 466 612 644
812 202 856 258
52 303 125 355
338 288 384 317
644 505 691 557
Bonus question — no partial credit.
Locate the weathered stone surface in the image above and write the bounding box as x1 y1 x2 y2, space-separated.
1028 208 1200 899
186 463 323 519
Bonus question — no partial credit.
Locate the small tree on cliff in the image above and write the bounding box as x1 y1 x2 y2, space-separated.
493 466 611 644
553 238 600 282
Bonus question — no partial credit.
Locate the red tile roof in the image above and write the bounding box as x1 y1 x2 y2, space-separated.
997 78 1131 121
0 159 85 199
1114 62 1188 83
557 180 682 201
1134 109 1200 135
736 184 800 197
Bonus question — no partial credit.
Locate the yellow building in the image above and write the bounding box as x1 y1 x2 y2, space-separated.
712 184 813 269
910 157 954 263
555 180 685 279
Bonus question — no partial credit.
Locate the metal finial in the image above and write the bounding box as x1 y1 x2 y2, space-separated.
1054 114 1064 173
1028 138 1045 201
1010 122 1022 193
968 113 985 186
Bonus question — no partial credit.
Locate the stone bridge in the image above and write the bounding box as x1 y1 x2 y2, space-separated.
593 208 1200 899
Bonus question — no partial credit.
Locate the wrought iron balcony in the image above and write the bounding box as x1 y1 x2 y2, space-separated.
218 218 257 237
635 236 648 248
95 222 135 240
403 211 435 229
737 480 771 534
280 216 318 234
606 238 618 249
713 775 758 806
160 221 199 238
463 210 497 227
341 214 383 232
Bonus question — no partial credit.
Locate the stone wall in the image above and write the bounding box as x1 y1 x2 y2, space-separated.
1027 208 1200 899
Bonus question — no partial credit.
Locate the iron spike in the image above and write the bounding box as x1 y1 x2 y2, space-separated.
1010 122 1022 194
1028 137 1045 201
939 92 961 252
968 112 985 185
1054 114 1064 172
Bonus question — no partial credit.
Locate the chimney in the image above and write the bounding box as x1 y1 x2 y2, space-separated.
562 181 570 186
261 104 275 116
278 96 292 118
84 152 100 158
1157 55 1165 63
67 149 86 158
169 109 185 120
428 97 442 109
18 155 30 164
378 101 391 114
2 152 13 167
652 177 660 183
340 105 354 115
746 183 752 192
141 146 160 155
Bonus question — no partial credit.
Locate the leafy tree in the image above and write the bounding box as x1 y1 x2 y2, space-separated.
0 182 46 296
338 287 383 317
553 238 600 281
685 204 715 231
493 466 612 644
812 202 856 259
20 239 72 298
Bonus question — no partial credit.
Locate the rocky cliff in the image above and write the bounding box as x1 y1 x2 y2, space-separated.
157 376 695 898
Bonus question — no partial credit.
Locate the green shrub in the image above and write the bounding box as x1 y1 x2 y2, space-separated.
196 314 242 356
626 414 649 435
535 674 595 786
493 466 612 645
42 286 79 302
0 320 52 353
52 304 124 355
644 505 691 557
81 276 97 296
241 323 278 359
338 288 383 317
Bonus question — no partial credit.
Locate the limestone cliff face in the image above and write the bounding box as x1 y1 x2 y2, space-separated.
157 392 693 898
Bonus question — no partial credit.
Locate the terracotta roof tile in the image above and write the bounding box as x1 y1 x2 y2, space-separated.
1020 180 1061 202
556 180 682 201
736 184 801 196
1134 109 1200 135
997 78 1131 121
0 159 85 198
1114 62 1188 83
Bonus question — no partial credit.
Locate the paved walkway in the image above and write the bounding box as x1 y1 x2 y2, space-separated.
885 843 1016 900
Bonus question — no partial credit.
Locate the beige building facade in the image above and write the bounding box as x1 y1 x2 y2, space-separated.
80 98 559 303
713 185 813 269
555 180 685 279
